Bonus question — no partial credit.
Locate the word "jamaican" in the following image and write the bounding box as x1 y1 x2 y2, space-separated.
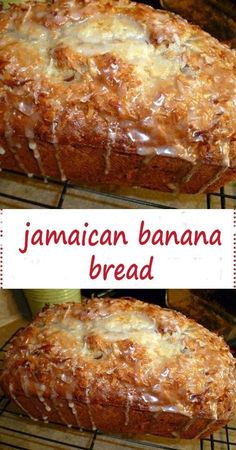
19 222 128 254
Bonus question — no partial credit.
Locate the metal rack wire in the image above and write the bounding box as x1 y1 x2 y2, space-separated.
0 329 235 450
0 169 235 210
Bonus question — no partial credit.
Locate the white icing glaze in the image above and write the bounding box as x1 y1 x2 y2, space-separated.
21 5 32 25
18 102 34 117
9 383 37 420
141 393 159 404
62 304 72 321
24 122 45 176
125 391 133 426
128 129 150 144
61 373 72 383
48 366 71 426
38 395 51 412
68 400 82 427
105 123 118 175
31 379 51 415
28 141 37 151
4 110 27 173
28 140 45 174
181 163 200 185
20 373 31 397
51 122 67 181
219 141 231 167
85 387 96 430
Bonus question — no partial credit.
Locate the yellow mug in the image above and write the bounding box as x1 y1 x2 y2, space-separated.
23 289 81 316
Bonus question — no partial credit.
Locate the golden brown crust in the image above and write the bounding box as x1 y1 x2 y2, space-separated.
0 0 236 192
1 297 235 438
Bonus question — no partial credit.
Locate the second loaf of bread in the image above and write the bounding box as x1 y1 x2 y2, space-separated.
1 298 235 438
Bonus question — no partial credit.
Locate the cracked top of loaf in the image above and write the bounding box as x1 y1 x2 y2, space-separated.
1 297 236 422
0 0 236 182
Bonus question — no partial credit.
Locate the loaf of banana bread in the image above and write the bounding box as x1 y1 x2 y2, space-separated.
1 298 235 438
0 0 236 193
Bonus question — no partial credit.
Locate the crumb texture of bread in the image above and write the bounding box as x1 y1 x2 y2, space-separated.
0 298 235 438
0 0 236 192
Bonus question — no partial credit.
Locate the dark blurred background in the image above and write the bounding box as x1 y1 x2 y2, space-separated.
138 0 236 47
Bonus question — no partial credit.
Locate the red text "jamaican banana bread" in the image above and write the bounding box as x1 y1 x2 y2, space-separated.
0 0 236 193
1 298 235 438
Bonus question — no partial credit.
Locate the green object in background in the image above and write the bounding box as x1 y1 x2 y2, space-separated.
23 289 81 316
1 0 46 8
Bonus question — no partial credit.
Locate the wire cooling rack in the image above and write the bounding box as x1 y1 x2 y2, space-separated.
0 169 236 209
0 329 235 450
